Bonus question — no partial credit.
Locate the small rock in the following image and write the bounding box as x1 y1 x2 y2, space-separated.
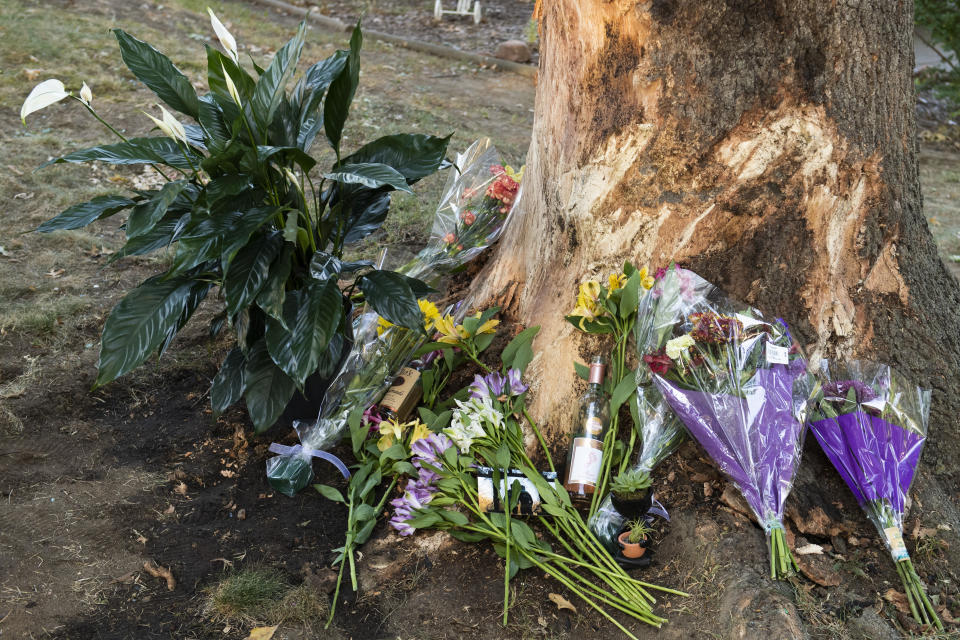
494 40 531 63
849 608 900 640
795 543 824 556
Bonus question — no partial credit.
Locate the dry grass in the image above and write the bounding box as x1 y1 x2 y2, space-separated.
203 567 329 632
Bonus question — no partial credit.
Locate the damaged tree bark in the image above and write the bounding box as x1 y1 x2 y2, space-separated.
476 0 960 462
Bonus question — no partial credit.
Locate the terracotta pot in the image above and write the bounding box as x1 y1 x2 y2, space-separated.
617 531 647 559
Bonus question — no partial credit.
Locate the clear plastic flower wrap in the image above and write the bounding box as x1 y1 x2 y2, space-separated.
640 268 814 579
808 360 940 629
266 312 429 496
399 137 523 284
588 267 708 549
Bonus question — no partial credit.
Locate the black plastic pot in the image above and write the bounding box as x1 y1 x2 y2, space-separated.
610 489 653 520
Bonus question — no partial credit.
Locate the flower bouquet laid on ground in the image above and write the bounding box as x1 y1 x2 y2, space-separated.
399 137 524 285
266 300 440 496
645 268 814 580
389 323 688 637
808 360 942 630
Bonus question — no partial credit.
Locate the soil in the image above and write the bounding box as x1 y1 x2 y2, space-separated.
290 0 540 65
2 0 960 639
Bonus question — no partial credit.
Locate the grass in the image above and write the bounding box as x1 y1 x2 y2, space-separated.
204 567 328 630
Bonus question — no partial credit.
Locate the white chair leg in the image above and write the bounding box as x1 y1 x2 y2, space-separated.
473 1 481 24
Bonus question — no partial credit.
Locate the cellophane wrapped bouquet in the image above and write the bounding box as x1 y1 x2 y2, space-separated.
588 267 697 547
399 137 523 285
645 268 813 579
266 302 439 496
808 360 941 630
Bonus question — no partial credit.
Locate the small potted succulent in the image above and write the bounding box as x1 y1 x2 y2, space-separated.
609 469 653 519
617 518 654 559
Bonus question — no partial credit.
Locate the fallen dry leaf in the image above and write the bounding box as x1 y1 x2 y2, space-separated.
884 588 911 614
143 560 176 590
548 592 577 614
174 482 188 495
220 469 237 478
245 626 278 640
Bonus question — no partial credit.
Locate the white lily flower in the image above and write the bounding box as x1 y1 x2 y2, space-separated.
159 105 188 144
207 8 239 62
21 79 69 123
221 63 242 106
79 82 93 106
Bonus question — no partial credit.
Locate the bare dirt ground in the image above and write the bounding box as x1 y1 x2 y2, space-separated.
1 1 959 639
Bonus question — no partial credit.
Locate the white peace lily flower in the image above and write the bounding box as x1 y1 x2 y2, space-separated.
143 111 176 139
159 105 188 143
79 82 93 106
665 334 695 360
221 63 242 105
21 79 69 123
207 8 238 62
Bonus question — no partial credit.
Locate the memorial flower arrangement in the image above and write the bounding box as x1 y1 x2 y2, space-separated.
809 361 941 630
645 269 814 580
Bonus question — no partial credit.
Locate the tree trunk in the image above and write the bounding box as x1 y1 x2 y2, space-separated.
476 0 960 465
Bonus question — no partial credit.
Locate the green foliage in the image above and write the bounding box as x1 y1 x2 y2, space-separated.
32 20 451 432
916 0 960 107
625 517 654 544
609 469 652 499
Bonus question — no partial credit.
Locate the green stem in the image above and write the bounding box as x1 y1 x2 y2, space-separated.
524 407 555 473
75 98 173 182
325 549 347 628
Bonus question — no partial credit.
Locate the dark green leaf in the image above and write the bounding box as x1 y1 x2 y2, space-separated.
251 22 306 128
494 441 511 469
294 49 349 150
340 133 451 183
264 279 343 386
353 504 375 521
379 443 407 462
126 181 187 238
256 243 294 322
243 340 297 432
450 530 489 543
573 361 590 381
354 518 377 545
256 145 316 173
324 162 413 193
224 231 283 317
341 190 390 245
41 137 198 171
36 195 136 232
323 23 361 154
110 212 190 261
501 326 540 372
198 94 231 146
406 512 442 529
439 510 469 526
158 275 213 357
309 251 342 280
391 460 416 476
205 175 250 204
94 274 203 387
211 347 247 414
206 45 255 102
314 483 345 503
610 373 637 414
113 29 199 117
358 270 422 331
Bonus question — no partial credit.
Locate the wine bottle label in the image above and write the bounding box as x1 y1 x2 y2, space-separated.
381 367 422 420
566 437 603 487
883 526 909 561
585 416 604 436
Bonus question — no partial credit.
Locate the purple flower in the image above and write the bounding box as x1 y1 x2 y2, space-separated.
823 380 878 403
362 404 383 432
410 432 452 468
422 350 443 366
469 369 527 400
390 432 453 536
506 368 528 395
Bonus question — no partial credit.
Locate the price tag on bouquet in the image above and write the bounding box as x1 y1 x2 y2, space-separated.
765 340 789 365
883 526 910 561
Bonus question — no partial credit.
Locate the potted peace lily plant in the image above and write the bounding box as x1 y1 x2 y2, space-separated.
21 12 450 432
609 468 653 520
617 517 654 559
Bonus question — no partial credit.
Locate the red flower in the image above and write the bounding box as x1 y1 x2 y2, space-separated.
462 211 476 225
485 166 520 207
643 349 672 376
443 232 457 244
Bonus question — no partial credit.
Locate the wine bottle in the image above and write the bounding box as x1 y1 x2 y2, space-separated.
563 356 610 503
379 359 426 421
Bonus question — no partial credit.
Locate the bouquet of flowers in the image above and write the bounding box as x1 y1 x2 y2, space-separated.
808 360 941 630
645 269 813 579
266 300 440 496
589 266 701 547
399 137 523 284
390 327 686 636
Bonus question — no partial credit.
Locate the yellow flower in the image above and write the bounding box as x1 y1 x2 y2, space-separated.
572 280 604 320
638 266 655 290
418 299 440 331
504 164 525 183
608 272 627 291
377 418 406 452
408 420 431 445
471 312 499 337
376 316 394 336
434 314 463 344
